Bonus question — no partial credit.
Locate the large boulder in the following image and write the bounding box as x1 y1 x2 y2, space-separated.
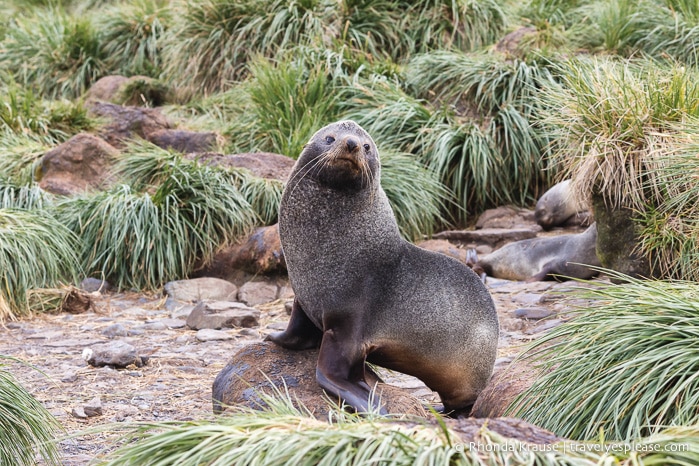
186 300 260 330
38 133 119 195
88 101 171 148
471 359 538 418
591 191 653 279
148 129 221 154
195 225 287 278
189 152 295 181
475 206 539 231
212 342 427 418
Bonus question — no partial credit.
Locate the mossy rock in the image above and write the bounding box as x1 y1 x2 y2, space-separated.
591 191 652 280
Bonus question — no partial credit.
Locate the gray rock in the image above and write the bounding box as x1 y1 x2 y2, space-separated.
475 206 538 230
186 301 260 330
83 340 144 368
84 397 103 417
148 129 220 154
102 323 128 338
196 329 233 342
513 307 555 320
80 278 111 293
164 277 238 303
71 406 88 419
154 318 187 329
433 228 538 249
237 281 279 306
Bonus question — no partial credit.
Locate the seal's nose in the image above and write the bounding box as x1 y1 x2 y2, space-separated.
346 138 358 152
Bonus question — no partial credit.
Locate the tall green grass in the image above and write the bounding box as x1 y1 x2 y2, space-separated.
0 359 62 466
100 392 699 466
116 140 283 225
98 0 172 77
542 58 699 210
0 133 50 184
510 270 699 441
0 7 106 99
380 149 449 240
637 127 699 281
0 207 80 319
163 0 327 95
61 155 258 290
0 83 93 144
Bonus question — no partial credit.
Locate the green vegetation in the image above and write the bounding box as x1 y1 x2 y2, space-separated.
0 204 81 319
60 152 257 290
509 270 699 441
101 395 699 466
0 7 106 99
0 358 62 466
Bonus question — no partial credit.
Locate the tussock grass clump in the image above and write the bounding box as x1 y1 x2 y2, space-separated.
100 393 699 466
509 271 699 441
62 158 257 290
340 76 435 159
407 0 506 53
0 84 94 144
343 53 555 222
164 0 327 94
0 181 51 210
0 7 106 99
379 149 449 240
543 58 699 210
637 128 699 281
0 208 80 319
0 133 50 184
98 0 172 77
0 359 62 466
245 58 341 158
407 51 557 209
116 140 283 225
188 55 343 156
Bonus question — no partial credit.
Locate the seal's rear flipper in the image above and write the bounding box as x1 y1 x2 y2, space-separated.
316 328 388 415
265 298 322 350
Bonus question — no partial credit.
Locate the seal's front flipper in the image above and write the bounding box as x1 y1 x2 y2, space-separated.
265 298 322 350
316 328 388 415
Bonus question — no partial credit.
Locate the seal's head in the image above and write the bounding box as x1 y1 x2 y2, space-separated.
293 120 380 192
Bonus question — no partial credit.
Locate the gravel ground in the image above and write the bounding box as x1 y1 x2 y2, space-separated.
0 278 587 465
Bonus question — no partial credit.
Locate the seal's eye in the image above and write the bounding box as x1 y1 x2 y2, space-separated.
363 144 370 152
325 136 335 144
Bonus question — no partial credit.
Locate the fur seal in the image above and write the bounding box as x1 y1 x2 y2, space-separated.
266 120 499 414
477 223 601 281
535 180 589 230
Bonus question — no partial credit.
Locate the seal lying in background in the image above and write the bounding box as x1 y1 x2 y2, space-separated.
535 180 589 230
266 120 499 414
478 223 600 281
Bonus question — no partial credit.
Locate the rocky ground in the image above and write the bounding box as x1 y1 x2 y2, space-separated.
0 269 601 465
